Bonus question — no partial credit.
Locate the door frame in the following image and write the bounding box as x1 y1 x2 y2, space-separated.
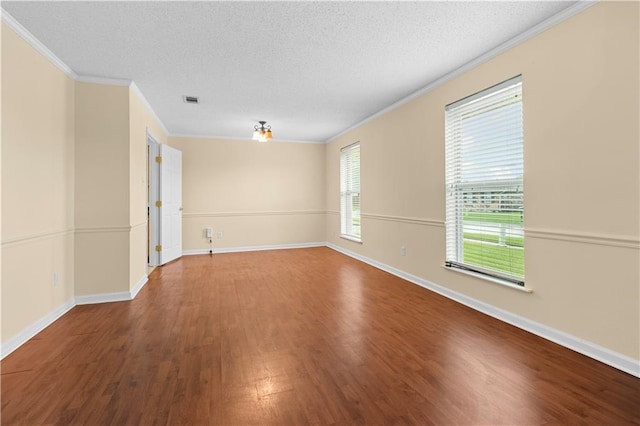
147 129 160 267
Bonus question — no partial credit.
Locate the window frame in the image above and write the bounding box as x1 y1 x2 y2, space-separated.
340 142 361 242
444 75 525 286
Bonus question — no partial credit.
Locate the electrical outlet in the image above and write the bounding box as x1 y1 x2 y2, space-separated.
217 231 222 240
401 246 406 256
53 272 60 286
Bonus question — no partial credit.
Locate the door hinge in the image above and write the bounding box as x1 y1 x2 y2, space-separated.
155 156 162 163
155 245 162 252
155 200 162 207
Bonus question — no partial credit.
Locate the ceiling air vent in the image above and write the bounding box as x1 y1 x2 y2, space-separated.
183 95 199 104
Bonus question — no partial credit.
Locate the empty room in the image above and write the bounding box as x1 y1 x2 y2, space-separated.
1 1 639 424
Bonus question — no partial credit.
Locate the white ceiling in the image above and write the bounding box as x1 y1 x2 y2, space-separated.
4 1 578 142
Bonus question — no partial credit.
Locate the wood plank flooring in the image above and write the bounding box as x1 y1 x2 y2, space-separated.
2 247 639 425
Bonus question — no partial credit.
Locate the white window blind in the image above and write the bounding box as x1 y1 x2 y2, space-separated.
445 76 524 285
340 143 361 240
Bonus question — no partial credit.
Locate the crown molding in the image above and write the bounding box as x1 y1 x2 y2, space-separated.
325 0 599 143
75 75 132 87
1 8 78 79
168 133 324 144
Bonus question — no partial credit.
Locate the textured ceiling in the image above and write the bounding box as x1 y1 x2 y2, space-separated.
3 1 577 142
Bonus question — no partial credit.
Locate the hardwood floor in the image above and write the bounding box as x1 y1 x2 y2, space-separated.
2 247 639 425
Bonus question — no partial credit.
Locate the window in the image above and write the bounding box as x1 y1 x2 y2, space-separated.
340 143 361 241
445 76 524 285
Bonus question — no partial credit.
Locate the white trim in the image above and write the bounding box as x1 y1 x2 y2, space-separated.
339 235 362 244
446 74 522 110
168 133 324 144
130 222 147 232
0 298 75 359
442 264 532 293
146 127 162 148
325 242 639 378
130 275 149 299
325 1 598 143
526 228 639 249
362 213 445 228
75 226 133 234
183 210 325 219
75 75 132 87
1 8 78 79
2 228 74 248
183 242 325 256
75 291 132 305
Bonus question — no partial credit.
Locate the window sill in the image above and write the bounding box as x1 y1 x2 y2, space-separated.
442 265 533 293
340 234 362 244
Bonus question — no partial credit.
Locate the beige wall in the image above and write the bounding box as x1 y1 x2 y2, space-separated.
326 2 639 360
74 82 130 295
168 137 325 251
75 83 130 229
74 83 167 295
1 24 75 341
129 88 167 289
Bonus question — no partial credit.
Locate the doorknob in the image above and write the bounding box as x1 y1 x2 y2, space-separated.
179 207 183 211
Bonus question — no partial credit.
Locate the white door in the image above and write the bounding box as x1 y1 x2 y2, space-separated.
159 144 182 264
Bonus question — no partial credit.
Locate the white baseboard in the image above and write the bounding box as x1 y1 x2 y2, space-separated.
326 243 640 378
183 241 325 256
75 291 131 305
76 275 148 305
0 298 75 359
130 275 148 299
2 276 151 359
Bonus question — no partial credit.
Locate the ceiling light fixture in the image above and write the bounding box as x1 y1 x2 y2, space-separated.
252 121 272 142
